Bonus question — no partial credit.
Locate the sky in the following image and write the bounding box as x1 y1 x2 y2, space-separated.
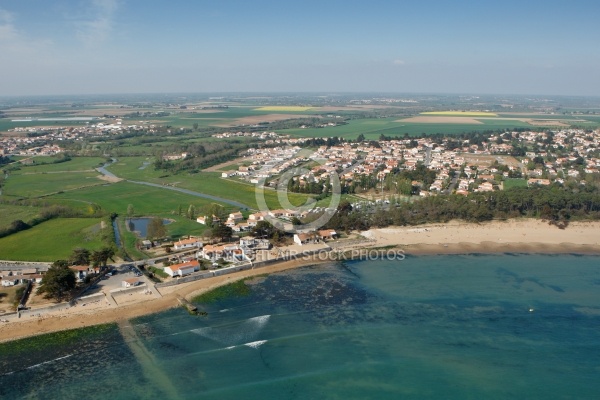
1 0 599 96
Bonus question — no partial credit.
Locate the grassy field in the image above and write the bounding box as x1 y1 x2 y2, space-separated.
0 218 105 261
2 171 105 198
277 117 536 139
10 157 107 173
0 204 42 230
421 111 498 117
104 157 311 210
504 178 528 189
3 155 312 232
48 181 221 216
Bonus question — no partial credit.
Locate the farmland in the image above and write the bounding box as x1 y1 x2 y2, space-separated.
254 106 314 112
421 111 498 117
277 117 537 139
0 218 105 261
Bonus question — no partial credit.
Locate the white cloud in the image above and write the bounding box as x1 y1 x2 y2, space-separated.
0 8 52 55
0 8 18 42
392 59 406 66
75 0 119 46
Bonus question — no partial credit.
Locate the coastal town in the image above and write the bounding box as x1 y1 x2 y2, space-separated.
2 126 600 324
219 128 600 197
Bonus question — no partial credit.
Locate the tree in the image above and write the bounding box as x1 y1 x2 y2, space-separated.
69 248 90 266
187 204 196 220
211 223 233 242
91 247 116 268
37 261 76 302
127 204 135 217
251 220 283 240
147 217 167 240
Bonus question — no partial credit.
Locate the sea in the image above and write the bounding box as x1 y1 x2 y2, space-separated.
1 254 599 399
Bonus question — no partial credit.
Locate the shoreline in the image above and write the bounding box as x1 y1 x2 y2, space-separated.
1 219 600 343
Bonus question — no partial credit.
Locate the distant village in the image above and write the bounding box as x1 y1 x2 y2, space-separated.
0 119 159 156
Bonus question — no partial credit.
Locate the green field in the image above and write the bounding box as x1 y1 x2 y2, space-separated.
48 181 221 216
2 171 105 198
0 204 42 230
104 157 310 210
503 178 528 189
9 157 106 173
0 218 105 261
277 117 538 139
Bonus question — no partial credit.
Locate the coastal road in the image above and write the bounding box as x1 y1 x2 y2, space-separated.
96 159 250 209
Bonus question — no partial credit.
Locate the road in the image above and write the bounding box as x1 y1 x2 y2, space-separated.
424 146 432 167
443 171 460 194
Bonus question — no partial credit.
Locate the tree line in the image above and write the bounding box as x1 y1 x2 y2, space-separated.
323 185 600 233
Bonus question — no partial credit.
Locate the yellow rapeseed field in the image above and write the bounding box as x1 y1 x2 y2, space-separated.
255 106 314 112
421 111 498 117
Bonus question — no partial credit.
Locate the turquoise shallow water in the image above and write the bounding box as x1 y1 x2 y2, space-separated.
1 254 600 399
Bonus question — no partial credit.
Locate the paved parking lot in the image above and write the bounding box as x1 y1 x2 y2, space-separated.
93 264 149 292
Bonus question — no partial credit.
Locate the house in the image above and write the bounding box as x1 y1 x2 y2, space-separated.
476 182 494 192
318 229 337 240
232 222 252 232
268 209 286 218
196 215 221 225
293 232 318 246
70 265 92 281
248 212 267 223
527 178 551 186
164 260 200 277
173 238 202 251
228 211 244 222
122 277 144 288
196 216 210 225
1 276 19 287
200 244 228 261
26 274 44 284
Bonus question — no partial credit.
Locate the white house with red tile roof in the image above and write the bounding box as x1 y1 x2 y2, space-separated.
122 277 144 288
173 238 202 251
164 260 200 277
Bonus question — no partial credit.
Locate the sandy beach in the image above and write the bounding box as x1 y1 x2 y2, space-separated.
1 219 599 343
362 219 600 255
